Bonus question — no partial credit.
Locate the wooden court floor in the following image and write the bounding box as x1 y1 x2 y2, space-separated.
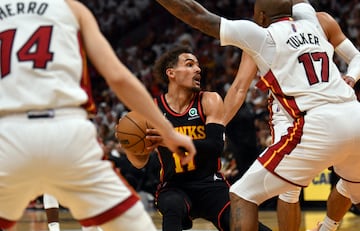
7 207 360 231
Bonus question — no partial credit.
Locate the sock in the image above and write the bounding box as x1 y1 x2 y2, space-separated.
48 222 60 231
319 216 340 231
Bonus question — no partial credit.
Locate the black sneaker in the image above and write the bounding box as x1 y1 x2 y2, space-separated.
259 222 272 231
349 204 360 216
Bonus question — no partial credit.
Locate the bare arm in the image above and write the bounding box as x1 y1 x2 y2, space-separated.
223 53 258 125
196 91 225 156
202 91 225 125
156 0 221 39
67 0 195 162
317 12 360 87
317 12 346 48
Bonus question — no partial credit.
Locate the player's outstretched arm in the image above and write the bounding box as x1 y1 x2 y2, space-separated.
67 0 196 162
223 53 258 125
156 0 221 39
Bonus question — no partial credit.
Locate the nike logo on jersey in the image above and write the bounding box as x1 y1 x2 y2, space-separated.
213 173 222 181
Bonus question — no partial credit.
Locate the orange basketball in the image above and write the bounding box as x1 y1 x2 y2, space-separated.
115 111 153 155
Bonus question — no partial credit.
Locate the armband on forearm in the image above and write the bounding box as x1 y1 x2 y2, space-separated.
193 123 225 155
347 54 360 82
335 39 360 82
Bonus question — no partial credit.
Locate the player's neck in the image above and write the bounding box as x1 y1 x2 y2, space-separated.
165 91 195 114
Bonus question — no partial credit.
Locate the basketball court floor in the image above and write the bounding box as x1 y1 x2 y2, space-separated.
7 206 360 231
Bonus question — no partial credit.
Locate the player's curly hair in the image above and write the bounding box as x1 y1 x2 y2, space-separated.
153 45 193 84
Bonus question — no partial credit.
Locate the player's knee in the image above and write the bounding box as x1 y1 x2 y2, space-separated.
336 179 350 198
278 189 301 203
157 192 188 215
337 179 360 204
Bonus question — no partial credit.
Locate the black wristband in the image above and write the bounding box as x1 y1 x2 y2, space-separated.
193 123 225 156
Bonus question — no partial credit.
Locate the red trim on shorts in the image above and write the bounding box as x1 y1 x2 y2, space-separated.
267 95 275 144
0 218 16 229
256 71 308 187
258 117 304 174
184 198 192 224
78 194 139 227
217 158 222 173
217 201 230 231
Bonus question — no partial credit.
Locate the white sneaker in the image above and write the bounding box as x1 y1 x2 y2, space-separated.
48 222 60 231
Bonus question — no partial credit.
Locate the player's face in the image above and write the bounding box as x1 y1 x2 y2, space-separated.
174 53 201 92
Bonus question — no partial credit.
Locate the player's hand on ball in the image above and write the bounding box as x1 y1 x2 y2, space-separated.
146 128 165 150
115 111 154 155
116 111 196 166
147 128 196 165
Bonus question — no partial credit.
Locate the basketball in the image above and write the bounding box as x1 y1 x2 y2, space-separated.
115 111 153 155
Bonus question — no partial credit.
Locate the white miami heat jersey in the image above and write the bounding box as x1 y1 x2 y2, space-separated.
256 18 356 118
220 3 357 119
0 0 91 113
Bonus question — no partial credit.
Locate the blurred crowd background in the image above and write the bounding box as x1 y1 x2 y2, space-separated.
27 0 359 210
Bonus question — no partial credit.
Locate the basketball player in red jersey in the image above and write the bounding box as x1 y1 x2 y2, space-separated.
0 0 195 230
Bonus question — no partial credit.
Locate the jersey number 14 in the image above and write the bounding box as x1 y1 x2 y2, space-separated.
0 26 54 78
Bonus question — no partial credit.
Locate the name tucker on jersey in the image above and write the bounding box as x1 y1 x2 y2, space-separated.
286 33 320 49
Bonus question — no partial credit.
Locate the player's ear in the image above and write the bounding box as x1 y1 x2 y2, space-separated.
166 68 175 79
259 11 267 26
